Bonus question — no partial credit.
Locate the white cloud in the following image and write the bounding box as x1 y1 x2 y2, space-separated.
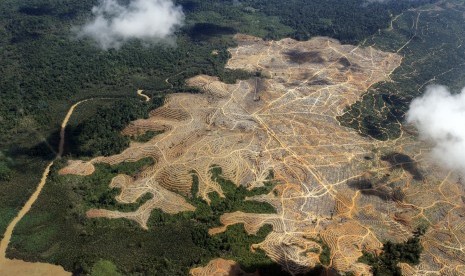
406 85 465 173
79 0 184 49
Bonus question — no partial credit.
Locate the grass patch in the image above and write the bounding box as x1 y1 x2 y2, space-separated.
91 260 121 276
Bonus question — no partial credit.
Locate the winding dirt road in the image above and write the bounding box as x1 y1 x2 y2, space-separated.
137 89 150 102
0 100 89 275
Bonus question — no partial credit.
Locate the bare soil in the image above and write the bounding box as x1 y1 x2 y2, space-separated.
62 35 465 275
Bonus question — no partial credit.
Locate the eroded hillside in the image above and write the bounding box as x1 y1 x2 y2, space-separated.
61 34 465 275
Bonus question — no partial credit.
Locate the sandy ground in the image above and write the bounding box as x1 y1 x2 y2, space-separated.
190 258 252 276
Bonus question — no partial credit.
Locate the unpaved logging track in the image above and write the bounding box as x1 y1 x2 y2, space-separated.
0 100 89 275
137 89 150 102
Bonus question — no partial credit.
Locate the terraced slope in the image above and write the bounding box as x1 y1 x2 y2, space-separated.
61 34 464 275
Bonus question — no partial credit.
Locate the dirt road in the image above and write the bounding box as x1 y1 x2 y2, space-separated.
0 100 89 275
137 89 150 102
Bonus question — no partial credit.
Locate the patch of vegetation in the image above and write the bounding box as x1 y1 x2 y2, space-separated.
339 1 465 140
135 167 277 230
0 156 46 240
308 235 332 267
359 226 427 276
130 130 164 143
232 0 435 43
146 167 277 230
69 158 155 212
91 260 121 276
67 98 165 158
187 22 236 41
179 0 294 40
9 161 279 274
206 166 276 214
319 241 331 266
190 223 277 272
0 164 11 182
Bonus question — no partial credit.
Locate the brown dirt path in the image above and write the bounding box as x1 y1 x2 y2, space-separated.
0 100 89 275
137 89 150 102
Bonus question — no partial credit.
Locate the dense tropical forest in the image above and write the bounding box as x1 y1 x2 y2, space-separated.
0 0 454 274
